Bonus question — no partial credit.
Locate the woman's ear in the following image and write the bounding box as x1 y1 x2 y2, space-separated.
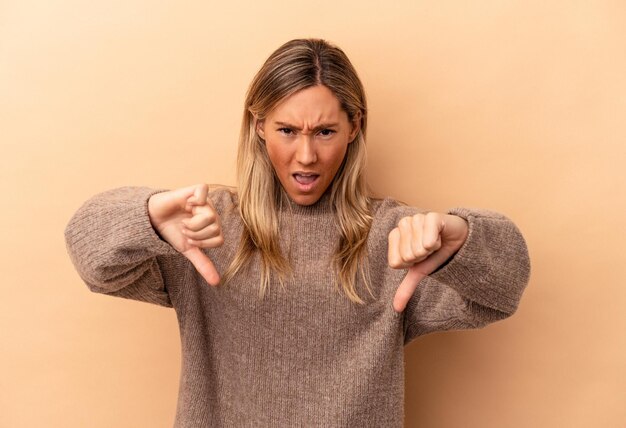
348 111 362 143
256 118 266 140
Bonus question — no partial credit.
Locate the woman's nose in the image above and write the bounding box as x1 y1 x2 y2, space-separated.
295 136 317 165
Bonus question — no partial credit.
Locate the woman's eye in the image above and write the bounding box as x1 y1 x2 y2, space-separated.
278 128 294 135
319 129 335 137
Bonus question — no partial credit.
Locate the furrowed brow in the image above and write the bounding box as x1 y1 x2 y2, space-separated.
274 121 339 132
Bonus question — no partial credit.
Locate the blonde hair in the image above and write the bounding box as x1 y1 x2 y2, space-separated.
223 38 373 303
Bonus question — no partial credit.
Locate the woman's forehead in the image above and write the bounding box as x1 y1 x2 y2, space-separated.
267 85 348 125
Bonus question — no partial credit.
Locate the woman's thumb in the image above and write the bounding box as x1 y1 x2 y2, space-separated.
183 246 220 286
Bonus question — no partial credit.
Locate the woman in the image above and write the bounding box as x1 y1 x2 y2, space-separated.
65 38 530 426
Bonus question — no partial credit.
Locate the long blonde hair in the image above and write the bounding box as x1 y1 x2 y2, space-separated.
223 38 373 303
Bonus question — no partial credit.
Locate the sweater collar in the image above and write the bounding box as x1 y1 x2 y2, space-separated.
277 186 334 216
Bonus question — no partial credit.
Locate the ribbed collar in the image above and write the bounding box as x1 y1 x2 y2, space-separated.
277 186 334 216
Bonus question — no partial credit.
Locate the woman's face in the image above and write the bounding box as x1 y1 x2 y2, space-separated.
256 85 360 206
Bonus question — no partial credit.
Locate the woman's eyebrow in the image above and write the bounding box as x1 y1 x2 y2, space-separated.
274 121 339 131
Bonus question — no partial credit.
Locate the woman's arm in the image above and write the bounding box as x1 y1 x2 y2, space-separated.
64 186 189 307
400 207 531 343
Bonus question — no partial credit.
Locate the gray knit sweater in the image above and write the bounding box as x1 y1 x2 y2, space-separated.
64 186 530 427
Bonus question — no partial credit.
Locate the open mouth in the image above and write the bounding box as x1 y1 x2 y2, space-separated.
293 173 320 184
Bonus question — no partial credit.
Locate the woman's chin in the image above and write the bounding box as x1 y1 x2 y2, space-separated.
289 193 321 206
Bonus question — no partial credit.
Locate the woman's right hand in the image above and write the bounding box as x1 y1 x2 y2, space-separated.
148 183 224 286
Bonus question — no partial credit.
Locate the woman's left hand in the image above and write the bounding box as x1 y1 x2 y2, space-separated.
388 213 469 312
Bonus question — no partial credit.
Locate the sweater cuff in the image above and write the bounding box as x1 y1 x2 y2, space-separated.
65 186 181 265
125 187 181 257
428 207 528 314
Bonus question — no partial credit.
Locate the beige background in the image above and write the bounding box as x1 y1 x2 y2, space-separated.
2 1 625 427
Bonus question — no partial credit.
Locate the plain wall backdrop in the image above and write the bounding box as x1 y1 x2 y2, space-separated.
1 1 625 427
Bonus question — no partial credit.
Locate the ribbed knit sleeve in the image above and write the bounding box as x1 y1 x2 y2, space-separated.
402 207 531 343
64 186 190 307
